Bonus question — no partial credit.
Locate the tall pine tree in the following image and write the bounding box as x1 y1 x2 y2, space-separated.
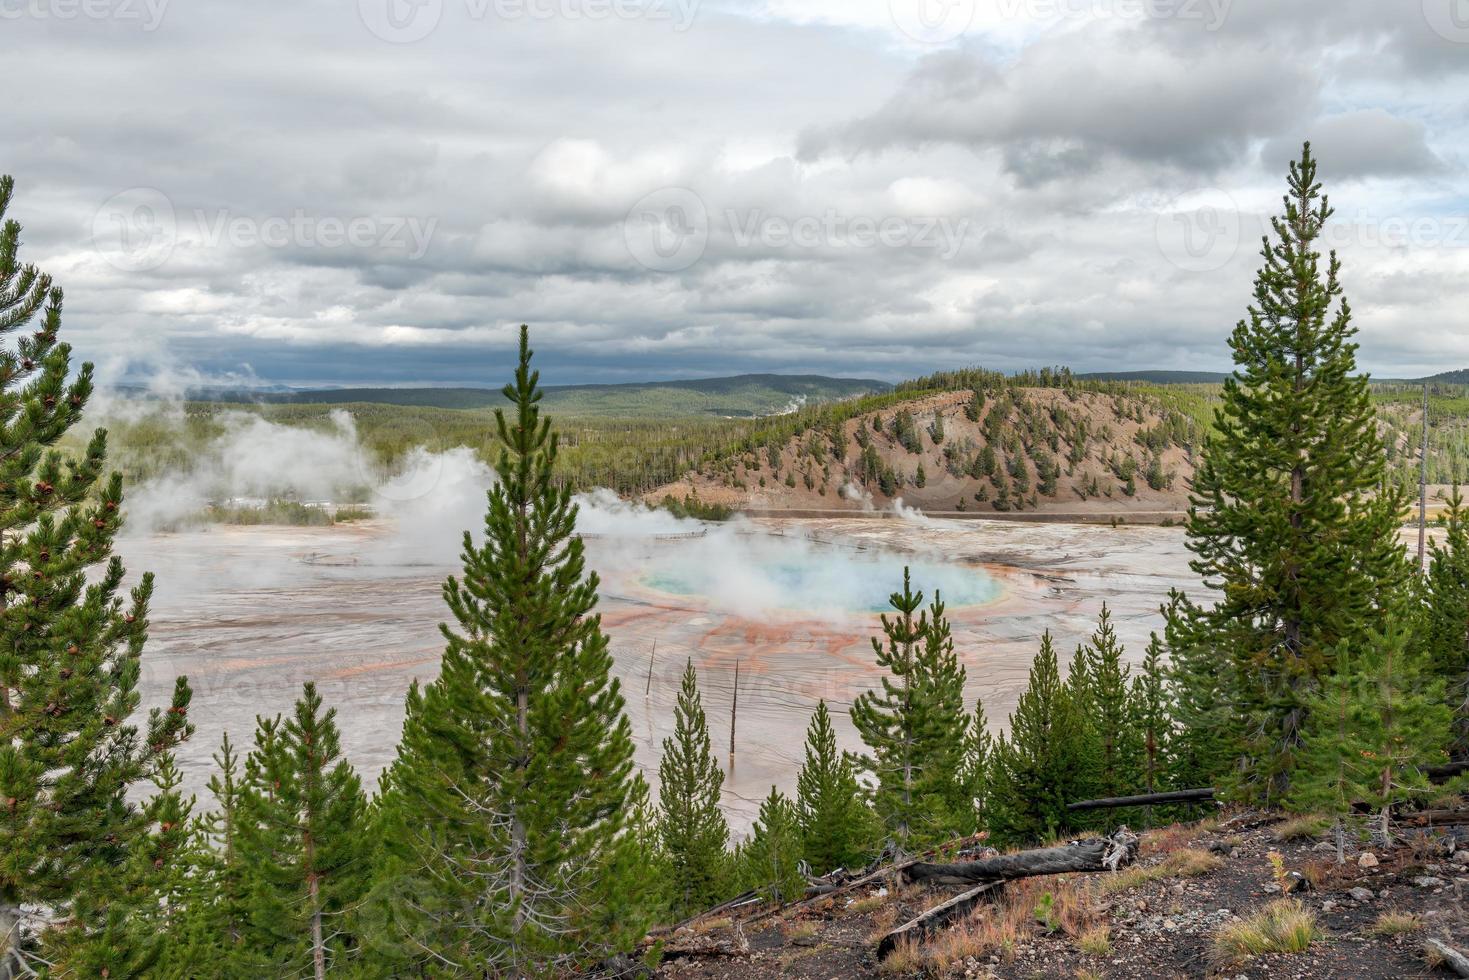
987 633 1092 846
0 174 192 978
371 326 646 974
1420 486 1469 760
1166 144 1410 802
657 659 731 917
794 700 873 875
851 570 972 849
237 684 368 979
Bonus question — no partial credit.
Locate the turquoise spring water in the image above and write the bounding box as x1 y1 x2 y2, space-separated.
641 550 1000 614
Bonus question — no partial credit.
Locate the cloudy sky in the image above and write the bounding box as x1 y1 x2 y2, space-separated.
8 0 1469 386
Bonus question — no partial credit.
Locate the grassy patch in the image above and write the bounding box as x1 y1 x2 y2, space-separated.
923 913 1021 973
1075 924 1111 956
1368 910 1423 937
1272 814 1331 841
849 894 888 915
1100 848 1224 895
783 921 818 943
878 939 922 975
1212 900 1321 965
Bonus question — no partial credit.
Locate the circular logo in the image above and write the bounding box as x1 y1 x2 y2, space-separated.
91 187 177 273
1424 0 1469 42
623 187 709 273
1153 188 1242 274
358 0 443 43
889 0 976 45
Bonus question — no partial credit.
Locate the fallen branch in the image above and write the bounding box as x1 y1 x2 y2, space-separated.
659 921 750 963
1425 937 1469 978
875 881 1005 961
905 829 1139 887
1402 809 1469 829
1067 788 1217 812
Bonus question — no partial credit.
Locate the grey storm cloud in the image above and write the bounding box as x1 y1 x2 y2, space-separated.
3 0 1467 385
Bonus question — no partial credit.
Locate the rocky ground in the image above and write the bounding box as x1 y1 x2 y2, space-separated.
654 810 1469 979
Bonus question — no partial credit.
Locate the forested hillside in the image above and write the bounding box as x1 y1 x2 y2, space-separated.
649 369 1208 514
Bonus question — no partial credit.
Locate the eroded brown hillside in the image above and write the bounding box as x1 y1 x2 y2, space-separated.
649 387 1200 517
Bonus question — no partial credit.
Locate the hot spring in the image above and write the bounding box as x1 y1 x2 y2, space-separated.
639 550 1002 614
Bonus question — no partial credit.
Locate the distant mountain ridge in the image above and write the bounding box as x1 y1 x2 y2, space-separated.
148 374 893 418
1076 370 1229 384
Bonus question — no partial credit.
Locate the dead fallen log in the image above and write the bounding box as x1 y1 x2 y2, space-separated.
658 921 750 962
905 829 1139 887
1425 937 1469 978
1403 809 1469 828
1067 787 1217 812
876 881 1005 961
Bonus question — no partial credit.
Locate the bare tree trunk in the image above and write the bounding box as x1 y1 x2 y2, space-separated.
905 829 1139 886
309 874 326 980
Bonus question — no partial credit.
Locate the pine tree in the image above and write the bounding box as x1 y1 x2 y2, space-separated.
1082 606 1139 801
237 684 368 979
657 659 731 917
738 788 806 906
1420 485 1469 759
1162 590 1238 789
1355 624 1451 845
1290 647 1373 863
794 700 874 875
0 174 193 977
958 699 993 830
987 633 1092 846
1131 635 1173 817
851 570 972 849
370 326 646 973
1166 144 1410 802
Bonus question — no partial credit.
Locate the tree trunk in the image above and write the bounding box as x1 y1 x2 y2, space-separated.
1068 787 1216 811
310 873 326 980
876 881 1004 960
905 830 1139 886
1425 938 1469 978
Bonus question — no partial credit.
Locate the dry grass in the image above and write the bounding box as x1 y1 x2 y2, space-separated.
922 912 1022 973
1368 910 1424 937
1212 900 1321 965
782 920 818 943
850 894 888 915
1075 924 1112 956
688 916 731 936
1272 814 1331 841
878 939 922 975
865 904 901 943
1099 847 1224 895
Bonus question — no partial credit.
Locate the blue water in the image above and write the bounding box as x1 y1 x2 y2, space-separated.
642 552 1000 614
